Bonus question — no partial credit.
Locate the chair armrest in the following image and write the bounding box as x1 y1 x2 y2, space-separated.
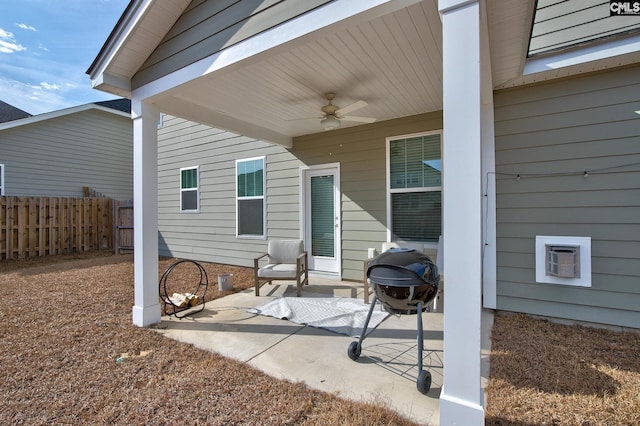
296 251 308 271
254 252 268 269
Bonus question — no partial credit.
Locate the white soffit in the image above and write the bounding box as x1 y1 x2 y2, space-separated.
88 0 192 95
495 0 640 88
524 32 640 74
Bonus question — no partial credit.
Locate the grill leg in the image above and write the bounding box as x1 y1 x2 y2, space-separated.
358 294 378 345
347 294 378 361
416 301 432 394
417 301 424 372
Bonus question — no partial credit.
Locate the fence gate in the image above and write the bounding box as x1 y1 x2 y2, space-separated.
115 202 133 254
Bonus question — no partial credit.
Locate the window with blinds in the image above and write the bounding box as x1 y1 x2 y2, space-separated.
236 157 265 237
180 166 199 212
387 132 442 243
310 174 335 257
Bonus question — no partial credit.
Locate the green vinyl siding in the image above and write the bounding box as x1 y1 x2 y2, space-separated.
157 111 442 279
133 0 333 88
493 65 640 328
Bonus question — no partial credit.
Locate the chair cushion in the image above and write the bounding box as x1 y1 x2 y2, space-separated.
258 263 298 279
267 239 304 264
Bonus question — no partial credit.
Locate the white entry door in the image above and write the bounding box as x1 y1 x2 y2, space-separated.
302 165 340 275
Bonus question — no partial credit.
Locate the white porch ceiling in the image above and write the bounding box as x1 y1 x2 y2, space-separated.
150 0 450 143
92 0 639 145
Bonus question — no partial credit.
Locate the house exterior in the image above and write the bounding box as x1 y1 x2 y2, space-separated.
157 111 444 276
87 1 640 423
0 100 31 124
0 99 133 199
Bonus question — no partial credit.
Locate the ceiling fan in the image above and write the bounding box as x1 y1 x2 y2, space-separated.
316 93 376 130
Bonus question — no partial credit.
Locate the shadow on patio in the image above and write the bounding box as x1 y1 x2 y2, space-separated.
153 277 492 425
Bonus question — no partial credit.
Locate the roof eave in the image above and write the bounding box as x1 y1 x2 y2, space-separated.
0 103 131 132
86 0 138 77
91 72 132 98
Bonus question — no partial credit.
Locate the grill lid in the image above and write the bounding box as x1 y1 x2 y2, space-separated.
367 248 439 287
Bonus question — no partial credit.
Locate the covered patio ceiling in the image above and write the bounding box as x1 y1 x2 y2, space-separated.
90 0 640 146
90 0 533 145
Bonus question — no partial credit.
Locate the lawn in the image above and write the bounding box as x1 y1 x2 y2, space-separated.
0 251 417 425
1 251 638 425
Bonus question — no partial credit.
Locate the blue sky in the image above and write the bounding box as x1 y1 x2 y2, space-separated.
0 0 130 115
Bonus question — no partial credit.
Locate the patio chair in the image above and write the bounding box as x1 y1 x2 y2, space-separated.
254 239 309 296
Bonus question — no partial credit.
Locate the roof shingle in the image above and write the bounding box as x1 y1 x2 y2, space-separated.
0 100 31 123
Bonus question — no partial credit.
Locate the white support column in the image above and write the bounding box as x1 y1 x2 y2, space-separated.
481 102 497 309
480 0 497 310
131 99 161 327
438 0 485 424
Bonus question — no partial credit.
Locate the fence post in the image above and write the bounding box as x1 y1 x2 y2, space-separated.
6 197 13 260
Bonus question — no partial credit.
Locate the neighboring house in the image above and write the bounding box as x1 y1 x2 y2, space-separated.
87 1 640 423
0 99 133 199
0 100 31 123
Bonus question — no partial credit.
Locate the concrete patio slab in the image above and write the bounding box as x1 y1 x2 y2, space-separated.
153 277 491 425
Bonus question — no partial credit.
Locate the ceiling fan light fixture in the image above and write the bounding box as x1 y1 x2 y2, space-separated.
321 115 341 131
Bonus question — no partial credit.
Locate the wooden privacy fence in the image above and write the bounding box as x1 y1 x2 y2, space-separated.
0 196 117 260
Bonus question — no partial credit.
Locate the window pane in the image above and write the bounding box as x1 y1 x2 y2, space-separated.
181 168 197 189
237 159 263 197
391 191 441 242
238 199 264 236
181 189 198 211
390 134 441 189
311 175 334 257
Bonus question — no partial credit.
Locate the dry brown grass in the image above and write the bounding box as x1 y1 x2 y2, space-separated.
0 251 418 425
2 251 638 425
485 313 640 425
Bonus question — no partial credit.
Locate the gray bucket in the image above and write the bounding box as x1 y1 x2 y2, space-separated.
218 274 233 291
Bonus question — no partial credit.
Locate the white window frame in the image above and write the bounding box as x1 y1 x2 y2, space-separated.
386 130 443 248
236 156 266 239
180 165 200 213
0 164 4 196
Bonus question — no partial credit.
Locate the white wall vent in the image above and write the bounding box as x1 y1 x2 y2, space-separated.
536 236 591 287
546 244 580 278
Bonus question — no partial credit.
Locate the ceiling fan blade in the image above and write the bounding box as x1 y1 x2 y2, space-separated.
335 100 367 116
341 115 376 123
284 116 324 121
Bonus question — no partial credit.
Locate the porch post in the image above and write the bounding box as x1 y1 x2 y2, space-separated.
131 99 161 327
438 0 485 424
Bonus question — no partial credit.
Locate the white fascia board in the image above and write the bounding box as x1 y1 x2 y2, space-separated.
202 112 293 148
134 0 421 102
88 0 153 94
91 72 132 97
158 98 292 148
524 33 640 75
438 0 479 14
0 104 130 131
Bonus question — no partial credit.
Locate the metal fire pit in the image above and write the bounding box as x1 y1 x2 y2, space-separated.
347 248 440 394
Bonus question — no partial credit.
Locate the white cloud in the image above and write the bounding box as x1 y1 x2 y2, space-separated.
17 23 37 32
0 77 71 115
40 82 61 91
0 27 26 54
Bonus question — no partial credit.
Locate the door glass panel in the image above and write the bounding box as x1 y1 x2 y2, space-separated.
311 175 334 257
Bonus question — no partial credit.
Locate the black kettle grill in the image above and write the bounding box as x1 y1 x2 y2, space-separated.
347 248 440 394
